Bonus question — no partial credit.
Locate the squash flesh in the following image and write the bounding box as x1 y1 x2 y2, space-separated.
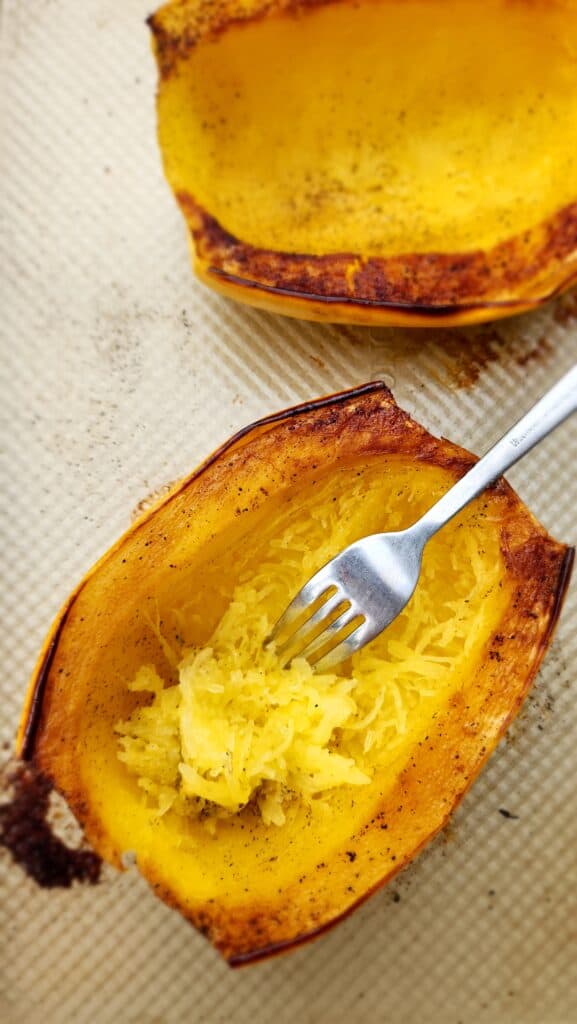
158 0 577 257
116 466 506 829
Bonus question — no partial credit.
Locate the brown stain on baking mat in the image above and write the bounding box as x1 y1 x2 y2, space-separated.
0 761 101 888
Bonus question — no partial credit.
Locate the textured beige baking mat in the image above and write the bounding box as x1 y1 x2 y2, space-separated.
1 2 576 1022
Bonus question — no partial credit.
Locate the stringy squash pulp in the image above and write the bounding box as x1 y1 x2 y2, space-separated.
117 468 505 829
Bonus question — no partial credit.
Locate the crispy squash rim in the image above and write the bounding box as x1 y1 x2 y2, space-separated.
17 383 574 964
181 197 577 326
149 0 577 326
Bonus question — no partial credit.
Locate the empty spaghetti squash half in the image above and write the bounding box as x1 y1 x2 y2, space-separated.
18 385 572 962
149 0 577 325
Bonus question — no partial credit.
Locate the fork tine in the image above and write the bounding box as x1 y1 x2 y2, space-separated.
275 590 347 660
313 618 378 672
269 572 335 643
312 632 362 673
296 607 364 666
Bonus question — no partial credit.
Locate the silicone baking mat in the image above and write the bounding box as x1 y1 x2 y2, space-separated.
1 2 576 1021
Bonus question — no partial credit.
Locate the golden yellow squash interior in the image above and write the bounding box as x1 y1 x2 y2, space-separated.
159 0 577 258
78 458 510 908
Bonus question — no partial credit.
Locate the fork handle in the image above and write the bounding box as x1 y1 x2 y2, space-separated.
417 363 577 539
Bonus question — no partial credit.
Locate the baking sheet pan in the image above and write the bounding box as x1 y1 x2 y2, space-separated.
1 2 576 1021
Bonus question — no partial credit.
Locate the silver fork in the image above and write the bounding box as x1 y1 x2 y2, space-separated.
271 364 577 672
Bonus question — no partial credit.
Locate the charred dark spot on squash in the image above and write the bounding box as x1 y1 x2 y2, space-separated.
502 535 575 611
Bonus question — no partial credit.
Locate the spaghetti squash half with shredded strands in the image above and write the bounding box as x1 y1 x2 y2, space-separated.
18 384 572 964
